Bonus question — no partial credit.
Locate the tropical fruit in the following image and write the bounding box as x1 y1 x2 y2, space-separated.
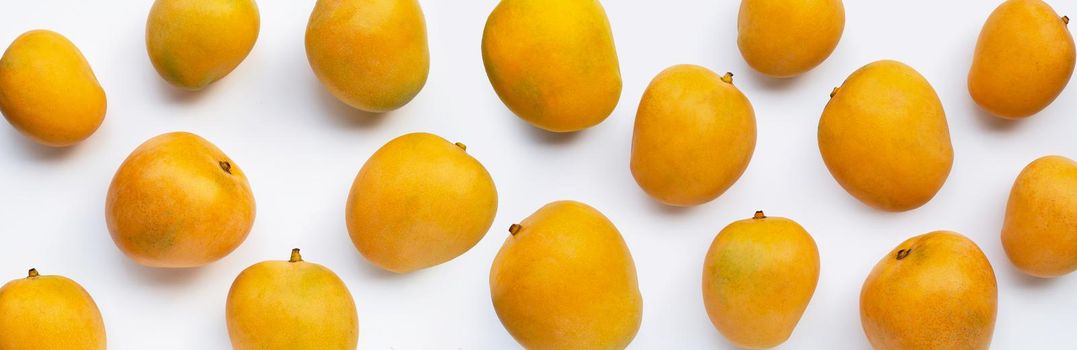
1002 155 1077 278
0 269 106 350
146 0 260 90
737 0 845 77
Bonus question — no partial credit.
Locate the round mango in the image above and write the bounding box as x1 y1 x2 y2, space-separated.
738 0 845 77
0 269 106 350
1001 155 1077 278
146 0 260 90
0 30 105 147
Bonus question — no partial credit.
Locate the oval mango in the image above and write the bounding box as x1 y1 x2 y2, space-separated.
1001 155 1077 278
0 269 106 350
738 0 845 77
146 0 260 90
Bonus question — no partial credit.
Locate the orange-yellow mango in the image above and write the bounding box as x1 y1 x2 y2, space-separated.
861 231 997 350
106 132 256 268
146 0 260 90
1002 155 1077 278
738 0 845 77
703 211 818 349
227 249 358 349
491 201 642 349
0 30 105 147
346 133 497 273
969 0 1075 119
0 269 106 350
306 0 429 113
482 0 621 132
631 65 756 207
819 60 953 211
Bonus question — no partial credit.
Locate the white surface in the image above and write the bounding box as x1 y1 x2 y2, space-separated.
1 1 1075 349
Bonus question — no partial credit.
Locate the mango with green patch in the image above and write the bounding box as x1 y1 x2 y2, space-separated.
146 0 260 90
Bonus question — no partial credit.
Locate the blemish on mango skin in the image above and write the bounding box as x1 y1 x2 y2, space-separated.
146 0 260 91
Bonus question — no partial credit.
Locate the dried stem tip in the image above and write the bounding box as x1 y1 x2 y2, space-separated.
720 72 734 84
1064 16 1070 25
28 268 39 278
219 161 232 174
896 248 911 260
753 211 766 219
289 248 303 263
830 87 839 98
508 224 522 236
454 142 467 151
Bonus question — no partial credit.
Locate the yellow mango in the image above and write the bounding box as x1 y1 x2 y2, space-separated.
738 0 845 77
482 0 621 132
0 30 105 147
0 269 106 350
1002 155 1077 278
306 0 430 113
146 0 260 90
631 65 756 207
969 0 1075 119
818 60 953 211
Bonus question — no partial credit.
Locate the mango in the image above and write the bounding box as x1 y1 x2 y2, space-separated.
860 231 997 350
227 249 358 349
306 0 429 113
146 0 260 90
0 269 106 350
969 0 1075 119
1002 155 1077 278
630 65 756 206
482 0 621 132
106 132 256 268
490 200 642 349
818 60 953 211
0 30 105 147
738 0 845 77
702 211 818 349
346 133 497 273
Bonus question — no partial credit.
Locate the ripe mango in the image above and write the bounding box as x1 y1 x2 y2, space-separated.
1002 155 1077 278
860 231 997 350
346 133 497 273
227 249 358 349
482 0 621 132
490 201 642 349
0 30 105 147
818 60 953 211
306 0 429 113
0 269 106 350
703 211 818 349
146 0 260 90
969 0 1075 119
106 132 256 268
738 0 845 77
631 65 756 207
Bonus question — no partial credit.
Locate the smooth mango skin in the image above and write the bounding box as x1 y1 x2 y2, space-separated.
491 201 642 349
738 0 845 78
0 270 106 350
483 0 622 132
631 65 756 207
227 250 358 350
861 231 997 350
1001 155 1077 278
106 132 256 268
146 0 260 90
306 0 429 113
0 30 105 147
703 212 819 349
969 0 1075 119
346 133 497 273
818 60 953 212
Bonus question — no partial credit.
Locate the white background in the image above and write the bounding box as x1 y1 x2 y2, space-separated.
1 1 1075 349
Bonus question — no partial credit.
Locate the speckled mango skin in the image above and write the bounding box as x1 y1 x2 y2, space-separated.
146 0 260 90
482 0 622 132
0 30 106 147
306 0 430 113
106 132 256 268
969 0 1075 119
0 271 106 350
738 0 845 78
860 231 997 350
1001 155 1077 278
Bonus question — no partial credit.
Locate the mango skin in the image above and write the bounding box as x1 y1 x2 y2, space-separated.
0 30 105 147
860 231 997 350
491 201 642 349
146 0 260 90
703 212 819 349
631 65 756 207
818 60 953 212
227 250 358 350
346 133 497 273
0 271 106 350
306 0 429 113
738 0 845 78
968 0 1075 119
482 0 622 132
1002 155 1077 278
106 132 256 268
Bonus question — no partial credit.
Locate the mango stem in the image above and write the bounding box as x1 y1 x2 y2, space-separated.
219 161 232 174
28 268 39 278
508 224 522 236
830 87 839 98
1064 16 1070 25
455 142 467 151
720 72 734 84
896 248 911 260
289 248 302 263
753 211 766 219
